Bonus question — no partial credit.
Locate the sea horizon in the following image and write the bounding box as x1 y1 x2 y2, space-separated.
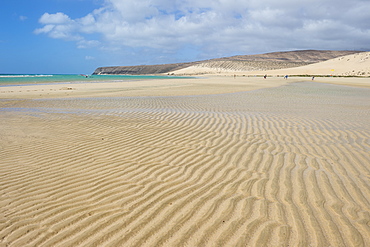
0 74 186 86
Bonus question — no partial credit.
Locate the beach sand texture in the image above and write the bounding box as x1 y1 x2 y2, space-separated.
172 52 370 77
1 79 370 246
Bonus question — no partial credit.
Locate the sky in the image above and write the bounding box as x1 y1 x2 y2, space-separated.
1 0 369 74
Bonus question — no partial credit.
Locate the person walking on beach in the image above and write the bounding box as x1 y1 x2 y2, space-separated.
312 76 315 80
264 75 267 79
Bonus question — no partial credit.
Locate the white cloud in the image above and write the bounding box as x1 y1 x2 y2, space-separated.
19 16 28 21
34 24 55 34
39 12 72 24
77 40 101 49
35 0 370 61
34 12 82 41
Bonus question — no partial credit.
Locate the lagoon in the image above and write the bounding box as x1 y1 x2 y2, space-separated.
0 74 186 86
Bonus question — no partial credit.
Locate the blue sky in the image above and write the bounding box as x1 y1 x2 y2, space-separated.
1 0 369 74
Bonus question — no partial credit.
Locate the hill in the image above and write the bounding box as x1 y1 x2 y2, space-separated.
248 51 370 77
92 50 360 75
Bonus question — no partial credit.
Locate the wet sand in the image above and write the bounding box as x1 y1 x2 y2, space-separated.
1 77 370 246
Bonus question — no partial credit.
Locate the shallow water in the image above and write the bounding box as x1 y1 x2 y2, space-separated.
0 74 187 86
6 81 369 123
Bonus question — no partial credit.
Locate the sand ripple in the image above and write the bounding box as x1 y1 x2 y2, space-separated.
1 82 370 246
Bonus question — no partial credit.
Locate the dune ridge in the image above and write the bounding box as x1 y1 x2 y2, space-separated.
174 60 309 74
171 51 370 76
1 81 370 246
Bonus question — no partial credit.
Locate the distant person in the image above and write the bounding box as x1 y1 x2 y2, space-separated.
312 76 315 80
264 75 267 79
284 75 288 79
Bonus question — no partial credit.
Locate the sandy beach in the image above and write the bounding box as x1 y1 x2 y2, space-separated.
1 75 370 246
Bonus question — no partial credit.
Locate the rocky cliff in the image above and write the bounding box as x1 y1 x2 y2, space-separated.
93 62 199 75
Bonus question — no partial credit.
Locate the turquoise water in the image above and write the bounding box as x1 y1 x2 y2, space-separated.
0 74 186 86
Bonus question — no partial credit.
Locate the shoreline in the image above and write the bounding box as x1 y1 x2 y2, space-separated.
1 76 369 100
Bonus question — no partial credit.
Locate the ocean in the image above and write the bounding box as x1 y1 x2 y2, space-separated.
0 74 185 86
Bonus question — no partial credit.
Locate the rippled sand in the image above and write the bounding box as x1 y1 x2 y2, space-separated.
1 80 370 246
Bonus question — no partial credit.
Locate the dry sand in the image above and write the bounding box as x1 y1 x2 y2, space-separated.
172 51 370 77
1 75 370 247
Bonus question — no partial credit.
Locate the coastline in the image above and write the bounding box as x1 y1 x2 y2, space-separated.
0 76 290 99
1 75 370 100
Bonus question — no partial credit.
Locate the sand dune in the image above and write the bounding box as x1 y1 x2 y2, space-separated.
94 50 359 75
172 51 370 76
260 51 370 76
1 78 370 246
169 60 308 75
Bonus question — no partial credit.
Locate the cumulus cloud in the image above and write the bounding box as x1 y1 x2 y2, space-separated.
35 0 370 59
38 12 71 24
34 12 79 40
